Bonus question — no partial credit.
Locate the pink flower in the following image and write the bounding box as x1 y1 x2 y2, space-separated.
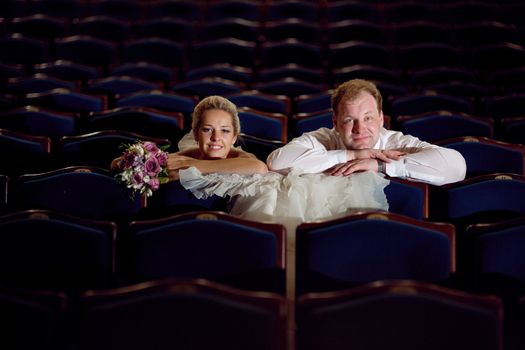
155 151 168 166
143 141 159 153
144 156 161 176
120 150 141 169
149 177 160 190
131 170 145 187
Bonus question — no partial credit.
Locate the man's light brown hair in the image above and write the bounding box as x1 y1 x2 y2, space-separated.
331 79 383 117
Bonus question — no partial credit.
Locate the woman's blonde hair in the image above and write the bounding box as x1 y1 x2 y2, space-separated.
331 79 383 116
192 95 240 140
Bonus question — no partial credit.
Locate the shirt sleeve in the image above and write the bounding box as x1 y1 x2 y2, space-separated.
381 130 466 186
267 129 347 173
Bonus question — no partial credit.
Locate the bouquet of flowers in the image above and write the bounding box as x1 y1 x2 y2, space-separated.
115 141 170 198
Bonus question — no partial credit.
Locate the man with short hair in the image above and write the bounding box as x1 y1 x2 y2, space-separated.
267 79 466 186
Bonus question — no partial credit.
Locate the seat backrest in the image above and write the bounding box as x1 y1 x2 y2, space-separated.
294 110 332 137
0 209 116 290
295 90 332 114
23 88 107 113
74 278 286 350
33 60 100 88
465 216 525 282
436 137 525 177
388 91 475 119
0 128 52 177
482 93 525 120
500 117 525 145
73 15 131 42
238 107 288 142
0 286 66 349
116 90 195 118
121 37 184 67
11 166 142 223
237 133 285 163
297 280 502 350
171 77 242 99
296 212 455 293
188 38 257 68
136 17 194 43
255 78 325 98
87 106 183 148
260 39 323 68
199 17 259 42
397 111 494 142
54 35 118 69
185 63 253 85
0 105 79 140
385 177 429 219
58 129 170 170
0 34 49 65
227 90 290 115
6 73 76 95
430 173 525 223
122 211 285 293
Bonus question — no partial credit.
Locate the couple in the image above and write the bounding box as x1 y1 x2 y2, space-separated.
168 79 466 231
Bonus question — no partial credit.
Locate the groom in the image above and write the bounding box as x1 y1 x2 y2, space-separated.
267 79 466 186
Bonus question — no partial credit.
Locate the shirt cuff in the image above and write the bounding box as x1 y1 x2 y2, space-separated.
384 159 406 178
333 150 348 164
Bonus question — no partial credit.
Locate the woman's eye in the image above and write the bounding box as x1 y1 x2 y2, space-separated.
222 129 231 133
201 127 212 133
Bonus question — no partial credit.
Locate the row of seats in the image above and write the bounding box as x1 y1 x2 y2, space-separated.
1 206 524 300
1 167 525 234
1 207 524 349
2 13 524 48
2 0 524 23
2 83 525 141
2 277 515 350
5 64 525 102
2 32 524 75
1 117 524 181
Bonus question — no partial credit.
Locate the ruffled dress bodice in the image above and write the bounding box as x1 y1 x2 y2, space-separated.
179 167 389 233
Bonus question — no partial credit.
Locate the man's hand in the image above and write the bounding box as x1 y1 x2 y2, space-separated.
329 149 405 176
347 149 404 162
328 158 384 176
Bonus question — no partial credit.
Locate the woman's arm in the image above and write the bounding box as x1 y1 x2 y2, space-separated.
167 148 268 180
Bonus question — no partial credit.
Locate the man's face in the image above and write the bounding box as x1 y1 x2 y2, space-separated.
332 92 384 150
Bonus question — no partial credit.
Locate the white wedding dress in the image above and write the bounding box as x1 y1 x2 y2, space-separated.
179 167 390 234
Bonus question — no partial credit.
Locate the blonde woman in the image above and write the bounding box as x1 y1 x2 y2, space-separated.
167 95 267 180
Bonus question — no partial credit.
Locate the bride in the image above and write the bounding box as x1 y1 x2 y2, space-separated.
168 95 391 233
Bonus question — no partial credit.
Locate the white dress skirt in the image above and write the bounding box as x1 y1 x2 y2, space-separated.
179 167 390 234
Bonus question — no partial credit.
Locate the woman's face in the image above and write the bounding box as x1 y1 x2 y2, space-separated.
197 109 237 159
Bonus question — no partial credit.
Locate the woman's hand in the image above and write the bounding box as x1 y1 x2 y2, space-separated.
167 153 199 171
